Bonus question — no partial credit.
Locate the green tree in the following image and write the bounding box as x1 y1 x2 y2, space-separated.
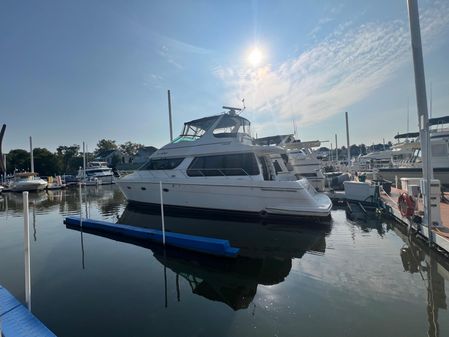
6 149 30 173
33 148 61 176
119 141 144 156
360 144 367 155
95 139 117 157
56 145 80 173
350 144 360 156
110 154 121 169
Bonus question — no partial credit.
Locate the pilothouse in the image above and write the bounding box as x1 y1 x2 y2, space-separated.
117 107 332 220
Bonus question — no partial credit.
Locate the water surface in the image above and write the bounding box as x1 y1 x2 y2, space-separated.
0 185 448 337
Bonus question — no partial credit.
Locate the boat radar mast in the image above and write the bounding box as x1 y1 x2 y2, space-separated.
222 106 242 116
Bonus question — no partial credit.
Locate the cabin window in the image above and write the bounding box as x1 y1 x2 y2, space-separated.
273 160 283 173
141 157 185 170
431 143 448 157
187 153 260 176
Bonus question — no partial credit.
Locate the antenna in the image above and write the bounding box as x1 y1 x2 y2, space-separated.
241 98 246 111
222 106 242 116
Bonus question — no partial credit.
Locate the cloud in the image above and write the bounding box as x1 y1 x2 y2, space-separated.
151 32 212 70
214 1 449 136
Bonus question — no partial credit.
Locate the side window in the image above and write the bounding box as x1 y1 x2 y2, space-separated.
141 157 184 170
187 153 260 176
273 160 283 173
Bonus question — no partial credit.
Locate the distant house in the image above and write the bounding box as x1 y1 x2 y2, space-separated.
114 146 158 171
95 149 130 166
133 146 158 164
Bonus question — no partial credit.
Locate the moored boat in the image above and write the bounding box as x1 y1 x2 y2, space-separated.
10 172 47 192
117 107 332 220
77 161 114 185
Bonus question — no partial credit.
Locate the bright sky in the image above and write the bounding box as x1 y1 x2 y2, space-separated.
1 0 448 152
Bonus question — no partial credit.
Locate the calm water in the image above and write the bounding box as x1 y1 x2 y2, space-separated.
0 185 448 337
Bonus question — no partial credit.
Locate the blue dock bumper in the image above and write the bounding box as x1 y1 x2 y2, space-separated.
0 286 56 337
64 216 239 258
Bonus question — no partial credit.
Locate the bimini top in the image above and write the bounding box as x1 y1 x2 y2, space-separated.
172 112 252 143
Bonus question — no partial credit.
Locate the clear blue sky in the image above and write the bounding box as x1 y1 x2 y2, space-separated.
1 0 448 152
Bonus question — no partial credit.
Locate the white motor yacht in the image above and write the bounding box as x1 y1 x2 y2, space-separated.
77 161 114 185
117 107 332 219
377 116 449 186
10 172 47 192
255 135 326 191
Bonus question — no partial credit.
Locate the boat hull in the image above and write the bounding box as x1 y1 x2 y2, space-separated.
81 175 114 185
117 178 332 218
11 181 48 192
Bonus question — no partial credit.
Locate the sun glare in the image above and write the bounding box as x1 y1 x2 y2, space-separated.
248 47 263 67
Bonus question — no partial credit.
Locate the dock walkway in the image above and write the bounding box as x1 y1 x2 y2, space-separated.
0 285 56 337
380 186 449 254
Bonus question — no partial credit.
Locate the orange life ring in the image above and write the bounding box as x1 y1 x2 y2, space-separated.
397 192 415 217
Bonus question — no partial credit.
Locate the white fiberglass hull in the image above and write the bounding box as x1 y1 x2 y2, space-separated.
80 175 114 185
117 177 332 218
11 179 48 192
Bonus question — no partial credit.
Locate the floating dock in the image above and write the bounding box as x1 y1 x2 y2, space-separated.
0 285 56 337
380 186 449 255
64 216 239 258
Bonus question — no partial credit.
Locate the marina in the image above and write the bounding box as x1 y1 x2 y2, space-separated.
1 185 449 337
1 0 449 335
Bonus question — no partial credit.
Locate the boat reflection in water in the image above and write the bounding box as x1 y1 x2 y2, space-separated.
114 206 330 310
350 215 449 337
395 226 448 337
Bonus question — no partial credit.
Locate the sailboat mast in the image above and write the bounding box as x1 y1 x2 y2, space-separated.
345 112 350 166
29 136 34 173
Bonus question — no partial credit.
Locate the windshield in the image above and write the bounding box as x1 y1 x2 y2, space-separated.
212 114 251 138
172 116 218 143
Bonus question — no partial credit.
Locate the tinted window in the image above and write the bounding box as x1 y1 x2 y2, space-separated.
141 157 184 170
273 160 283 173
187 153 260 176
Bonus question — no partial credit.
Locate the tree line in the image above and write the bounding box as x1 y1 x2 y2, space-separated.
5 139 145 176
4 139 393 176
318 142 393 160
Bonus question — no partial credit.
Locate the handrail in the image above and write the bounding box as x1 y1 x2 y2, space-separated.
134 167 256 180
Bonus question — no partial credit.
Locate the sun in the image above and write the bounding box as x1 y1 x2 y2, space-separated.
248 47 263 67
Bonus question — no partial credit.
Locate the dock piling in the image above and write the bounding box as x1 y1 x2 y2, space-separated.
23 192 31 311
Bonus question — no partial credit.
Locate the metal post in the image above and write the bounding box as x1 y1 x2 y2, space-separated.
168 90 173 142
407 0 433 242
29 137 34 173
79 182 83 227
345 112 350 167
160 181 166 245
23 192 31 310
335 134 338 162
82 142 86 182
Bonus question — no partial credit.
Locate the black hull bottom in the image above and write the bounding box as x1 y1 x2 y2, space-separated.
126 200 332 226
